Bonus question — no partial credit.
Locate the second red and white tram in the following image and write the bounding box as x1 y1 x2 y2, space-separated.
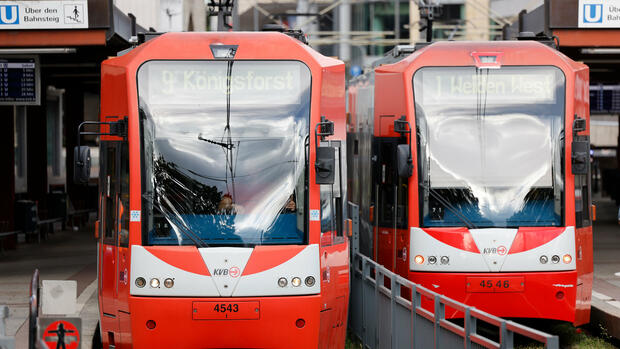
347 39 592 325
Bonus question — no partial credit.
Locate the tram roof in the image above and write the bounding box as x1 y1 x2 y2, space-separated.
104 31 342 70
377 40 587 74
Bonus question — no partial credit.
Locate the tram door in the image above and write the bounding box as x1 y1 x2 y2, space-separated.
376 139 408 275
319 143 347 347
99 142 120 319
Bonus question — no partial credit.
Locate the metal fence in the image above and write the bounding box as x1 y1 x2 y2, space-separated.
348 252 559 349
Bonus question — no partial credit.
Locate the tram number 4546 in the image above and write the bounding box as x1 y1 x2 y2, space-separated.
481 280 510 289
466 276 525 293
213 303 239 313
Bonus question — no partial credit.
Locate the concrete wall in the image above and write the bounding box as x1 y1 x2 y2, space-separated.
465 0 490 40
114 0 161 30
113 0 207 32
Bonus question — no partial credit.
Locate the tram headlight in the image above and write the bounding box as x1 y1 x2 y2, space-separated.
440 256 449 265
150 278 160 288
164 278 174 288
539 255 548 264
428 256 437 264
278 277 288 287
551 255 560 264
292 277 302 287
135 277 146 288
414 255 424 265
563 254 572 264
305 276 316 287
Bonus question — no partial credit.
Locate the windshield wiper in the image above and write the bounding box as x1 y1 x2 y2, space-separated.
198 134 234 150
143 193 208 248
420 183 478 230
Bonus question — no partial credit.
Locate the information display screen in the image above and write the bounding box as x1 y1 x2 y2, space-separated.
0 57 40 105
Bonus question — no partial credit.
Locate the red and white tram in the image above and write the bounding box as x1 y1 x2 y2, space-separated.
347 39 592 325
77 31 350 348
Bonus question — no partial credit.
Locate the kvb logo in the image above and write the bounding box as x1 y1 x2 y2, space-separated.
213 267 240 277
213 268 229 276
0 5 19 25
583 4 603 23
482 246 508 256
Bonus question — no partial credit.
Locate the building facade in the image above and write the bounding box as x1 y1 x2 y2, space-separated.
0 0 207 245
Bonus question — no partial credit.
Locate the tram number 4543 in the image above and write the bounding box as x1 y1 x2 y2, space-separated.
213 303 239 313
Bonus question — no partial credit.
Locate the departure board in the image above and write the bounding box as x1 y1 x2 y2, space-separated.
0 57 40 105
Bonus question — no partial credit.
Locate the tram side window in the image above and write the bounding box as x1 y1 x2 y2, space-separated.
378 141 395 227
320 144 343 238
575 173 591 228
574 134 591 228
397 177 408 229
320 184 334 234
334 145 343 237
377 140 408 229
119 143 129 247
104 145 117 242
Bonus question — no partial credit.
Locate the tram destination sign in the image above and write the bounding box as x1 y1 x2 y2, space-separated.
0 56 40 106
417 69 558 106
141 61 305 106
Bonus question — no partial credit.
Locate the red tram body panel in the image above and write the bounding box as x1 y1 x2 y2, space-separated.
347 40 592 325
96 32 349 348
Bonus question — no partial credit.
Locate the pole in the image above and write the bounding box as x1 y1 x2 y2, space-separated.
232 0 239 30
426 14 433 42
409 0 419 44
217 11 225 31
253 6 259 31
339 0 351 62
394 0 400 41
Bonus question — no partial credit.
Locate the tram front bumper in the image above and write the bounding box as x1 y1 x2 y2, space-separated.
127 295 321 348
410 270 585 324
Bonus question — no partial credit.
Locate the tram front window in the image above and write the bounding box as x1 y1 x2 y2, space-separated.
137 60 311 246
413 66 565 228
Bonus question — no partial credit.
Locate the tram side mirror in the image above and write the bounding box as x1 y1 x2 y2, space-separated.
319 121 334 136
394 118 409 134
315 146 335 184
73 146 91 185
571 140 589 175
573 117 586 133
315 116 335 185
397 144 413 178
394 116 413 178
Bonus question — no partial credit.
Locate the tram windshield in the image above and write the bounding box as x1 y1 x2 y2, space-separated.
138 60 311 246
413 66 565 228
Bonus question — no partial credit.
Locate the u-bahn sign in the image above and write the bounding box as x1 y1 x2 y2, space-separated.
39 317 81 349
578 0 620 27
0 0 88 29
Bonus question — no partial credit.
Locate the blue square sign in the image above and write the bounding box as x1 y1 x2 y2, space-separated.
0 5 19 25
583 4 603 23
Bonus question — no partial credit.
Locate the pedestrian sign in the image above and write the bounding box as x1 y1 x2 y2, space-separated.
39 318 81 349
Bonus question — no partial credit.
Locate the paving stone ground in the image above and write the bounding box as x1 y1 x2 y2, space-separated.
0 224 98 349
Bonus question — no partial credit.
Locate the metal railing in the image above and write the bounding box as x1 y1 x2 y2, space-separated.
348 253 559 349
